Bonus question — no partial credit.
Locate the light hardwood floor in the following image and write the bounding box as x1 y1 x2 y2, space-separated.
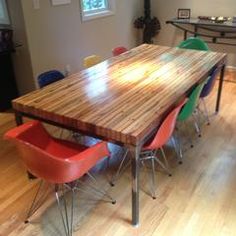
0 74 236 236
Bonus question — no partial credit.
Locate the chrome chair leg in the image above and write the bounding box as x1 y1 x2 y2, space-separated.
154 157 172 177
183 121 194 148
192 112 202 137
174 127 184 162
82 172 116 204
140 154 157 199
141 149 171 176
140 149 172 199
59 129 64 139
171 135 183 164
72 132 84 144
110 149 129 186
70 189 75 236
160 147 172 176
150 158 156 199
201 98 211 125
55 184 75 236
25 180 48 223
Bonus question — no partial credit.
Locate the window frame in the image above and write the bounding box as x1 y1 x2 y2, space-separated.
80 0 115 22
0 0 10 25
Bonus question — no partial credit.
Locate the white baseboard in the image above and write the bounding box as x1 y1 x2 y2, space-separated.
226 66 236 71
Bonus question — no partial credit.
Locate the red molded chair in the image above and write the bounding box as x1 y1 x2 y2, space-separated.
112 46 128 56
4 121 115 236
111 98 188 199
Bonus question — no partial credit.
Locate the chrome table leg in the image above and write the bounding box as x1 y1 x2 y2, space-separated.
130 145 141 226
216 64 225 113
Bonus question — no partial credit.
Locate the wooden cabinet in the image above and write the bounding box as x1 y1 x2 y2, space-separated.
0 53 18 111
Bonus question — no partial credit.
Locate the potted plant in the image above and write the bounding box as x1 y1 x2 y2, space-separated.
134 0 161 44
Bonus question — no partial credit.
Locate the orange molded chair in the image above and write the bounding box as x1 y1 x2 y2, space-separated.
140 98 188 198
143 99 188 151
112 46 128 56
111 98 188 199
83 55 102 68
4 121 115 236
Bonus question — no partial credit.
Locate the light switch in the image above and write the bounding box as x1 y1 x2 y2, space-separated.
33 0 40 9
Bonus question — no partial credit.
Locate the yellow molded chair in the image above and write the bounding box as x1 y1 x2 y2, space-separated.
83 55 102 68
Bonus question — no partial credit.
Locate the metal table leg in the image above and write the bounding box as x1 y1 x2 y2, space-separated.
15 110 23 126
130 145 141 226
184 30 187 40
216 64 225 113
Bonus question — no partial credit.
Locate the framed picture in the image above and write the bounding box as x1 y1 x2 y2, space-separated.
177 9 191 19
51 0 71 6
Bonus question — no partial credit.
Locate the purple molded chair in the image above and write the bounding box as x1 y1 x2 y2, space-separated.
200 66 220 124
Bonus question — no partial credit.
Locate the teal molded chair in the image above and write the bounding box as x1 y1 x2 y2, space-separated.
177 37 209 51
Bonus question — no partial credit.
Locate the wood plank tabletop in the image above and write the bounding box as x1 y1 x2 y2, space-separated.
12 44 226 146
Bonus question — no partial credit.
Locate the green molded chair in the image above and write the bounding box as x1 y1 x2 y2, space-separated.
177 37 209 51
178 79 208 122
178 37 217 125
175 78 208 160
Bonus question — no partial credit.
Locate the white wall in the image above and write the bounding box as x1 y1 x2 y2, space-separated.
152 0 236 66
20 0 142 87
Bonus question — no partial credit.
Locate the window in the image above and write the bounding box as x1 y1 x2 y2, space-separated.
80 0 115 21
0 0 10 25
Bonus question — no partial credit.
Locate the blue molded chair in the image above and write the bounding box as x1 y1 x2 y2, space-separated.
200 66 220 124
37 70 66 138
201 67 219 97
37 70 65 88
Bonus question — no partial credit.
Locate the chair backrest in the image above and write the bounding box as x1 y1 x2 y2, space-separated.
178 37 218 98
112 46 128 56
144 98 188 150
83 55 102 68
37 70 65 88
177 37 209 51
4 121 110 184
178 79 208 121
200 66 220 98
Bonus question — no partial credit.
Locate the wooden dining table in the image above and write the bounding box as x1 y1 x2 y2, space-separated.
12 44 226 226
